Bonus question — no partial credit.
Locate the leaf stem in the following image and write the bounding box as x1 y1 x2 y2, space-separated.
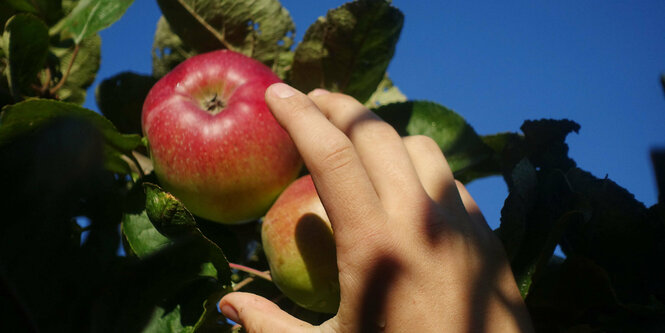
232 276 255 291
50 43 80 95
228 263 272 282
127 151 146 179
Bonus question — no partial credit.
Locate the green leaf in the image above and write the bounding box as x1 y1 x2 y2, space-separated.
375 101 495 177
141 306 195 333
6 0 64 26
364 74 406 108
151 16 195 78
49 33 101 104
122 210 171 258
51 0 134 44
96 71 157 134
156 0 295 77
0 99 142 173
144 183 233 284
2 14 49 99
290 0 404 103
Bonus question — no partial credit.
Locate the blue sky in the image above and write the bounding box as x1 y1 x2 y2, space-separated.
83 1 665 230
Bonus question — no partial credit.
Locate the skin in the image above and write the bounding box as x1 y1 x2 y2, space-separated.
142 50 302 224
219 84 534 332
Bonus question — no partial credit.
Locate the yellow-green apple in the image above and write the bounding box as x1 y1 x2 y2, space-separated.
262 175 340 313
142 50 302 224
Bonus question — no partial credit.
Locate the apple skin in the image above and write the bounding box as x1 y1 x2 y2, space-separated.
262 175 340 313
142 50 302 224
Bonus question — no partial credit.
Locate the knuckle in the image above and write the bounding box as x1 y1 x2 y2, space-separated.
318 139 356 174
405 135 441 155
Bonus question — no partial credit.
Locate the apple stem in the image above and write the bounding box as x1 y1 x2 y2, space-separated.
228 263 272 282
232 276 255 291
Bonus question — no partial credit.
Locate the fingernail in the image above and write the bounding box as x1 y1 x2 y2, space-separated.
270 83 296 98
309 88 330 96
220 304 240 323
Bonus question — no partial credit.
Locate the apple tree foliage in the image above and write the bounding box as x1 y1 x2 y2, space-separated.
0 0 664 331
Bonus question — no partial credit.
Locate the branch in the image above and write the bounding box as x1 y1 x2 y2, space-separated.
228 263 272 282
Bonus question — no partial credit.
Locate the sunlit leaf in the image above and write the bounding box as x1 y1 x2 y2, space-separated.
375 101 495 177
290 0 403 103
156 0 294 77
2 14 49 99
364 75 406 109
51 0 134 44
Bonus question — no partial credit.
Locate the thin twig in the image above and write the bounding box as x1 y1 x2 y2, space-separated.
233 276 255 291
228 263 272 282
50 43 80 95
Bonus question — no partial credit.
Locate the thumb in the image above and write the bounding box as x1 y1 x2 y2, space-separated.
219 292 314 333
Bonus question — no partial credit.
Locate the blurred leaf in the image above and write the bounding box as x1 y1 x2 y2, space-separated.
156 0 295 77
96 71 157 134
290 0 403 103
0 99 141 173
51 0 134 44
122 210 171 258
144 183 233 284
5 0 64 26
375 101 495 179
49 33 101 104
2 14 49 99
364 74 406 108
151 16 195 78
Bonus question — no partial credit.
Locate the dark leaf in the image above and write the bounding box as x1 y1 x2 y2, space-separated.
51 0 134 44
144 183 233 285
290 0 403 103
122 210 171 258
156 0 295 78
0 99 142 173
520 119 579 171
5 0 64 25
96 72 157 134
375 101 495 179
652 149 665 204
3 14 49 99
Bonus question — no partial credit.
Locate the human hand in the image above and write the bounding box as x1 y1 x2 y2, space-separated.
218 84 533 332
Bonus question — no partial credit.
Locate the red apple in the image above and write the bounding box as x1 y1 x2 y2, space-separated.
262 175 340 313
142 50 302 224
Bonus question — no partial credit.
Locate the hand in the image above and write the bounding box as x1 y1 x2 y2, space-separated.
218 84 533 332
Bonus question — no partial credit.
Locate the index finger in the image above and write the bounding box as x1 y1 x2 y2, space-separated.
264 83 387 248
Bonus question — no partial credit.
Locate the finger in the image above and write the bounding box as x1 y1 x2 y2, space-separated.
265 83 386 250
307 91 427 211
402 135 461 208
454 180 490 230
219 292 313 333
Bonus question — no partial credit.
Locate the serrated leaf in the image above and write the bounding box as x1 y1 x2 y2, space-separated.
51 0 134 44
364 74 406 108
122 210 171 258
96 72 157 134
144 183 232 285
3 14 49 99
290 0 403 103
520 119 579 171
375 101 495 176
156 0 295 77
152 16 195 78
50 33 101 104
